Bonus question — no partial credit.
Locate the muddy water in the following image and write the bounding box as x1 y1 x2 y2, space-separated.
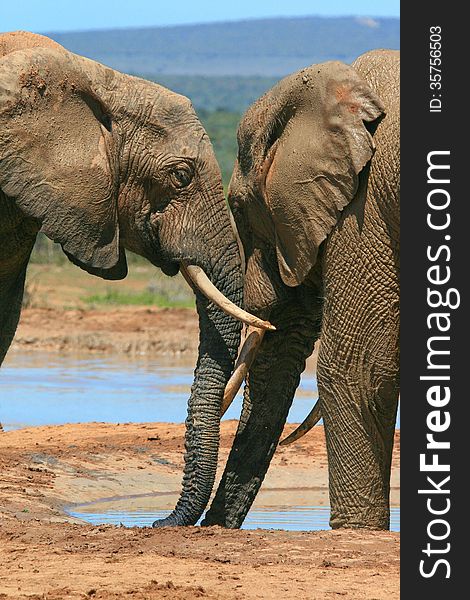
2 351 400 532
68 500 400 532
1 351 400 431
0 351 319 431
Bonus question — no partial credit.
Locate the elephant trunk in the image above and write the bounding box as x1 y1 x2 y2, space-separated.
202 297 321 528
153 246 243 527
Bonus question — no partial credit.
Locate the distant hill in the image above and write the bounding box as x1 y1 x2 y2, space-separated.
154 75 279 113
48 16 399 77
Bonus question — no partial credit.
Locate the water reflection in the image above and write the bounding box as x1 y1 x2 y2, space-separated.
2 351 400 532
0 351 317 430
69 504 400 532
0 351 399 431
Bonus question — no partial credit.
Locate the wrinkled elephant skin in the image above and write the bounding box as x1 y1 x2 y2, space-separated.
0 31 244 527
203 50 400 531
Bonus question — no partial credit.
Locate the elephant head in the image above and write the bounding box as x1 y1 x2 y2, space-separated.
203 59 390 528
230 60 384 299
0 31 271 526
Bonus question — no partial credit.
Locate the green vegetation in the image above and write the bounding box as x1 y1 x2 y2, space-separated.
155 75 277 113
23 262 195 310
198 109 240 187
30 234 68 265
82 266 195 308
83 289 194 308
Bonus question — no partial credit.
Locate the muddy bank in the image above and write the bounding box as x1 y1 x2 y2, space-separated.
10 309 319 373
0 422 399 599
11 307 200 357
0 521 399 600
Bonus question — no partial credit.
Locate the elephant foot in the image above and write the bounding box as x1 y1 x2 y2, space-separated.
201 504 244 529
152 514 187 527
330 506 390 530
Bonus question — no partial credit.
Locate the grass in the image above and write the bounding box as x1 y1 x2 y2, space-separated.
83 289 194 309
24 262 195 311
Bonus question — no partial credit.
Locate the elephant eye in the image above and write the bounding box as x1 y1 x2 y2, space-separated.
170 165 193 189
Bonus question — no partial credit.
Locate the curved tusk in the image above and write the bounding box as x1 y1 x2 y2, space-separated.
279 400 322 446
181 263 275 331
221 326 265 416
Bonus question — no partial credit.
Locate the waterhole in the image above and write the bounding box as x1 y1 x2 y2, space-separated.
1 351 399 429
3 351 400 532
68 497 400 532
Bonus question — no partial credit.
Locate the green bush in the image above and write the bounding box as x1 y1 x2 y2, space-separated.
83 289 194 308
198 109 241 188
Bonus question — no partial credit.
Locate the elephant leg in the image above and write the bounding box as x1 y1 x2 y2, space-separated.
0 201 38 366
203 299 320 528
318 241 399 530
0 255 35 366
318 347 399 529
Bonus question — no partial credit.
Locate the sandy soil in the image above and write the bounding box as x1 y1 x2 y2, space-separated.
11 307 200 356
3 270 399 598
13 262 198 356
0 422 400 599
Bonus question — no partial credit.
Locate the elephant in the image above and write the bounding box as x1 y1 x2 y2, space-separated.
202 49 400 530
0 31 272 527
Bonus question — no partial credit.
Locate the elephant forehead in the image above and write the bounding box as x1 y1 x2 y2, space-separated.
148 122 209 155
148 94 199 130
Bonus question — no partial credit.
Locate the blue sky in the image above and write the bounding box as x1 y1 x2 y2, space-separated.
4 1 399 33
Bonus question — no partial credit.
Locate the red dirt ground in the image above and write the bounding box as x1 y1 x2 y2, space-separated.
0 421 400 599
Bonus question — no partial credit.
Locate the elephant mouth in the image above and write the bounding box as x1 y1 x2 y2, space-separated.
176 265 275 419
142 239 275 332
160 259 180 277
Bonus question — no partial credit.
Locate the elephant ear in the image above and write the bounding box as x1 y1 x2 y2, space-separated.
263 62 385 287
0 46 127 280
